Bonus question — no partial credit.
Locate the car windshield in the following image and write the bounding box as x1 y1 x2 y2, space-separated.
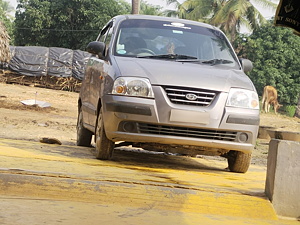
114 19 239 68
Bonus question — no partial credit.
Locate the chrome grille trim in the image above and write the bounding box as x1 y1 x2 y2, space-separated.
137 123 237 142
163 86 218 106
170 99 210 105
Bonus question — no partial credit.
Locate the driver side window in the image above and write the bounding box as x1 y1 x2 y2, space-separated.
101 28 112 47
97 21 114 48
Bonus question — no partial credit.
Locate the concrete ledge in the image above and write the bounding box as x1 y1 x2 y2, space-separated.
0 172 278 220
267 130 300 142
265 140 300 219
258 126 276 140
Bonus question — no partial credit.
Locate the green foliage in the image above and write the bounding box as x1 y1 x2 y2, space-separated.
167 0 276 41
13 0 164 49
14 0 131 50
140 0 163 16
235 21 300 106
0 0 14 43
283 105 296 117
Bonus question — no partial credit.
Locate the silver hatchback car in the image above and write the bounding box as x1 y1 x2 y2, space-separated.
77 15 259 173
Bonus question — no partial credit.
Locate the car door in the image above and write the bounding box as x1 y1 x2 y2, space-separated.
88 20 115 127
79 53 94 131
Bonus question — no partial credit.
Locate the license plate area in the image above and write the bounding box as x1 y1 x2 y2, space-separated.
170 109 210 124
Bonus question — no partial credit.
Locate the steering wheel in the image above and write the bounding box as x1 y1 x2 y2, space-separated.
131 48 155 55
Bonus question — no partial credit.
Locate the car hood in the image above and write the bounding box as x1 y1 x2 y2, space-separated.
114 57 254 92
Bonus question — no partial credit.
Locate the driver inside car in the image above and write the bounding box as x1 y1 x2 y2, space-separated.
123 36 147 55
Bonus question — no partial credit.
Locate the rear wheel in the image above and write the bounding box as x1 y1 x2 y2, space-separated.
76 108 92 147
95 109 115 159
227 151 251 173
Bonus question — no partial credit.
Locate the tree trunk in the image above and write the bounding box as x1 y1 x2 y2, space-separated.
0 21 11 63
295 94 300 118
132 0 140 14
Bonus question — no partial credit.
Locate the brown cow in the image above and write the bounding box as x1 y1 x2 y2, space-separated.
262 85 282 114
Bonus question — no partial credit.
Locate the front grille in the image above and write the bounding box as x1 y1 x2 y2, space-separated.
163 86 218 106
137 123 237 142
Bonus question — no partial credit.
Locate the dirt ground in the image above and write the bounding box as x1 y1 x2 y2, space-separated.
0 82 299 166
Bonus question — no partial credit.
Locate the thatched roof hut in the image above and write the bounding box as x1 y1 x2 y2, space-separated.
0 21 11 63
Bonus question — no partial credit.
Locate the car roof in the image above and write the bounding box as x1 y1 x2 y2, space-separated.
113 14 219 31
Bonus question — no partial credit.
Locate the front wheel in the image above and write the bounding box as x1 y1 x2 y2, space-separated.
77 108 92 147
226 151 251 173
95 110 115 160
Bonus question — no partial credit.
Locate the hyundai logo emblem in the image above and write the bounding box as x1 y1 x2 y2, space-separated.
186 93 197 101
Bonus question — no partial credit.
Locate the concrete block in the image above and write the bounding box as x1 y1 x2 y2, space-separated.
265 139 300 219
258 126 275 140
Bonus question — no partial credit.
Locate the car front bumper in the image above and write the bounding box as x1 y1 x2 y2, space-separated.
102 86 259 154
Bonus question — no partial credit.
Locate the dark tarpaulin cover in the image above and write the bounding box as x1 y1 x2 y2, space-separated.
8 46 91 80
72 50 92 80
9 46 48 77
47 47 73 77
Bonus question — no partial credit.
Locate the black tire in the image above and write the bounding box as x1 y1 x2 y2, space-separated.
227 151 251 173
76 108 92 147
95 109 115 160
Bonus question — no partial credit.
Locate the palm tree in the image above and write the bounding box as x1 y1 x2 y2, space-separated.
140 1 163 15
132 0 140 14
166 0 277 41
165 0 186 18
0 0 14 15
0 21 11 63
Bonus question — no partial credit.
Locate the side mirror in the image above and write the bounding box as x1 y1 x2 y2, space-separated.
86 41 106 59
239 58 253 73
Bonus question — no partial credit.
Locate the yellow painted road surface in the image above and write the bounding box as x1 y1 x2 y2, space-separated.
0 138 298 225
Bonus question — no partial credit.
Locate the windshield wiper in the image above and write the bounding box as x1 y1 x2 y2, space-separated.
202 59 233 65
137 54 198 60
137 55 234 65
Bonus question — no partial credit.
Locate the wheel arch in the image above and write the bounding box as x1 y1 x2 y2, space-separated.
94 98 103 142
77 98 82 112
96 98 102 119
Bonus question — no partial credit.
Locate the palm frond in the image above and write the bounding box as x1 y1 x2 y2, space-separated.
171 0 276 41
166 0 182 8
252 0 277 9
163 9 179 17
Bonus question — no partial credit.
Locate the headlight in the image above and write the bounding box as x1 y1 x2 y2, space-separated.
226 88 259 109
112 77 154 98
